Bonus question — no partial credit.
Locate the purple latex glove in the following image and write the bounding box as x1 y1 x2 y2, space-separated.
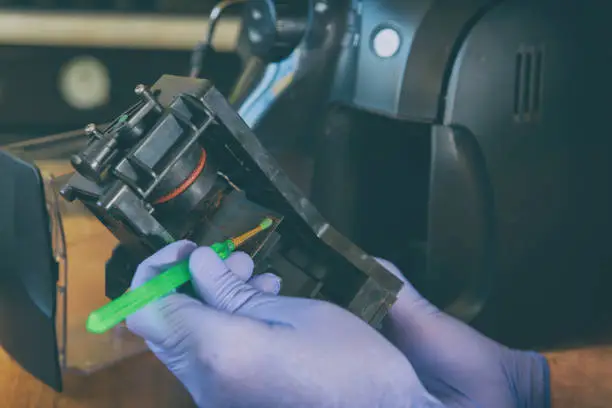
377 259 550 408
126 241 444 408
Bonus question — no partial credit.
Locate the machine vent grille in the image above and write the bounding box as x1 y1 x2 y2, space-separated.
513 46 545 122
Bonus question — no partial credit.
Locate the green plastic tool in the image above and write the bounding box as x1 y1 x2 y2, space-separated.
86 218 274 334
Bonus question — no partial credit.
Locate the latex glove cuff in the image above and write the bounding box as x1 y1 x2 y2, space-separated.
509 350 551 408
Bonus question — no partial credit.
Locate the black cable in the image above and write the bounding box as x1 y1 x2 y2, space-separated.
189 0 249 78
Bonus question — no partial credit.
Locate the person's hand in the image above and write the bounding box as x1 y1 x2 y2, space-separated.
377 259 550 408
126 241 444 408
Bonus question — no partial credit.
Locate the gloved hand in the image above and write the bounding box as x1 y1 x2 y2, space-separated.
377 259 551 408
126 241 444 408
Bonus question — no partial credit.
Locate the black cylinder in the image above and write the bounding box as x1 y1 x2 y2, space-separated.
150 146 220 233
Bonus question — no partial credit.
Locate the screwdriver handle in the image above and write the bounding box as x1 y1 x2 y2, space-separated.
86 217 274 334
86 241 234 334
86 260 191 334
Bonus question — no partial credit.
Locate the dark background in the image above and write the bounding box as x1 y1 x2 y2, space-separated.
0 1 241 144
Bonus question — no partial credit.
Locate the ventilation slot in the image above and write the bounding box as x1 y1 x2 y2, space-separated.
513 46 544 122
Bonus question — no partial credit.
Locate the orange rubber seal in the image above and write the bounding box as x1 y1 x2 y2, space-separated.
153 149 207 205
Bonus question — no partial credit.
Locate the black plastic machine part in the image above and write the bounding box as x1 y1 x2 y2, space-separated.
238 0 312 63
189 0 314 108
60 75 403 326
225 0 612 349
227 0 503 319
0 151 62 391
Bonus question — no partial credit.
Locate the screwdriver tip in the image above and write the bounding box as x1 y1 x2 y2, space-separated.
259 217 274 230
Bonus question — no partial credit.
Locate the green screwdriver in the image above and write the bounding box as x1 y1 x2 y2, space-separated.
86 217 274 334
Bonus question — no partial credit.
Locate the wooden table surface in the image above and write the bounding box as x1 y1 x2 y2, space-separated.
0 160 195 408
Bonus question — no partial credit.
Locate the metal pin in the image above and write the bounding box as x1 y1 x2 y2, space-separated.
134 83 147 95
135 84 163 111
85 123 103 139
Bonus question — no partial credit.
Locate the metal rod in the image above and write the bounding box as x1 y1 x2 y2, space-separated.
0 11 241 50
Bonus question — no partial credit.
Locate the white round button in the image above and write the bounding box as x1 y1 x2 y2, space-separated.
372 27 401 58
58 56 111 110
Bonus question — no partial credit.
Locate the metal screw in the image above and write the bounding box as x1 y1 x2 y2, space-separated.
84 123 103 139
135 83 162 111
134 84 147 95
